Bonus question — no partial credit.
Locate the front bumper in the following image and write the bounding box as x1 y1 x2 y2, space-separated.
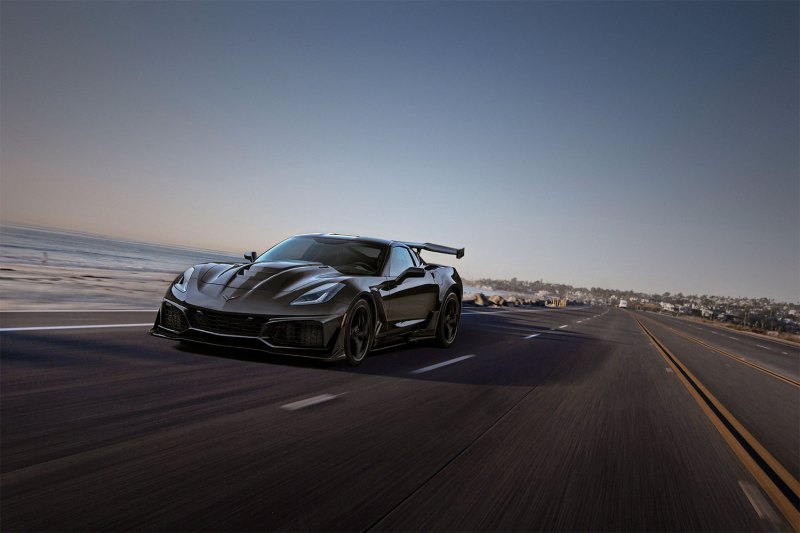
150 299 347 361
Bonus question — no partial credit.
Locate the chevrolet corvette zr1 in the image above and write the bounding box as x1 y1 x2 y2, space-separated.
150 234 464 366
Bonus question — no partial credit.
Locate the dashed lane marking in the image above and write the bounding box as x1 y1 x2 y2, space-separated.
636 318 800 527
643 318 800 388
739 480 782 526
524 333 541 339
410 354 476 374
281 394 343 411
461 310 515 315
558 325 568 329
0 323 153 332
756 344 772 351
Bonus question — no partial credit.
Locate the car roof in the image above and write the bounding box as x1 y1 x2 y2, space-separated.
297 233 401 247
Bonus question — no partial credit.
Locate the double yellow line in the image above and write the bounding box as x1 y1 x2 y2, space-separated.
654 320 799 388
636 317 800 531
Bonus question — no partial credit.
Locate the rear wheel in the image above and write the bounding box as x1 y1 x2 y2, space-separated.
343 299 373 366
435 291 461 347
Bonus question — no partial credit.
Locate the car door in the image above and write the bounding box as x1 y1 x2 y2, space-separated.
380 246 438 332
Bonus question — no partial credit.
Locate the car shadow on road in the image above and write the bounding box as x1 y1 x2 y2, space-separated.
166 321 611 387
333 333 612 387
172 340 332 370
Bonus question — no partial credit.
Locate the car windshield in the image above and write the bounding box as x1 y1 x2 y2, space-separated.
255 236 388 275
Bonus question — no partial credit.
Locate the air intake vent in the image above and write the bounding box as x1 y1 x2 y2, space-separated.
188 309 266 337
160 303 189 333
264 321 324 348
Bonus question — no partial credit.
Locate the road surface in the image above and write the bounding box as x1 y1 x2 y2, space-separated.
1 306 798 531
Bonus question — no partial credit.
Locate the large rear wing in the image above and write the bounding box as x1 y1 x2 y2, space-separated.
401 241 465 259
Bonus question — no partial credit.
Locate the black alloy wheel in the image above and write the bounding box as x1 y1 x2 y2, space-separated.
344 299 373 366
436 291 461 347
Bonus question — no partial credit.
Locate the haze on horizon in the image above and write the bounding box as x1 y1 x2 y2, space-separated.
1 1 797 302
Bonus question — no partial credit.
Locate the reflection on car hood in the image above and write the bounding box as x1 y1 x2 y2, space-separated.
198 261 343 294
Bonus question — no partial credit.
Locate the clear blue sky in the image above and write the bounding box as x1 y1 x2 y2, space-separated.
1 1 797 301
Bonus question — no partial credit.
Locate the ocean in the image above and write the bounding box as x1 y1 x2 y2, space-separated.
0 224 486 309
0 224 240 275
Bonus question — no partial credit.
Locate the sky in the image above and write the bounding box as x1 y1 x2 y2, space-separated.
1 1 797 301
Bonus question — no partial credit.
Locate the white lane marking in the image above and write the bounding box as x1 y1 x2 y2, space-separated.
739 481 765 519
524 333 541 339
782 351 789 355
712 331 719 335
576 320 583 323
665 368 674 373
0 309 157 313
0 323 152 332
410 354 475 374
558 325 568 329
756 344 771 351
738 480 780 523
469 307 567 315
728 336 738 340
281 393 342 411
461 310 514 315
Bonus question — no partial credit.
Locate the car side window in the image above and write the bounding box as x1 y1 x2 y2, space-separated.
388 247 416 277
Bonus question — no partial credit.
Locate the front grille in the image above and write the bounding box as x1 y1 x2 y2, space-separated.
264 321 324 348
187 309 267 337
160 303 189 332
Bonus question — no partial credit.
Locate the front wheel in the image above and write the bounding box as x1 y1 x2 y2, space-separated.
435 291 461 347
343 299 373 366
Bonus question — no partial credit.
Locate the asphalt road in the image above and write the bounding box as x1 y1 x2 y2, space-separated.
1 306 797 531
639 312 799 380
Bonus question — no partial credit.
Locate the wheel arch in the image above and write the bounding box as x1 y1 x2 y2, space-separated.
436 267 463 310
356 291 383 332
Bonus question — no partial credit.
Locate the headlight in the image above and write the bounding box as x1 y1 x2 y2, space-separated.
173 267 195 293
291 282 344 305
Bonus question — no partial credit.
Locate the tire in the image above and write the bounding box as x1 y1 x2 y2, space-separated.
435 291 461 347
343 299 374 366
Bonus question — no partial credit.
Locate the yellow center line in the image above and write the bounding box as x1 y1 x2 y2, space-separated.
634 317 800 531
641 316 799 388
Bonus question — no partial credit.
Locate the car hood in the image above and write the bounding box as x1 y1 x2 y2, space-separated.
198 261 344 295
171 261 374 315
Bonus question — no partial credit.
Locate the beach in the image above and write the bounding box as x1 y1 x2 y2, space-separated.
0 225 238 310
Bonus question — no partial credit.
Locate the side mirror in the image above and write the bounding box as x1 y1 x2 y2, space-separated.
396 266 425 284
243 251 258 262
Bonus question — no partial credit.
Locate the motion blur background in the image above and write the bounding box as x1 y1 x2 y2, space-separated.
1 1 797 300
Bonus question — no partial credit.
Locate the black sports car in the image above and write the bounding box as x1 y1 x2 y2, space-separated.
150 234 464 366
